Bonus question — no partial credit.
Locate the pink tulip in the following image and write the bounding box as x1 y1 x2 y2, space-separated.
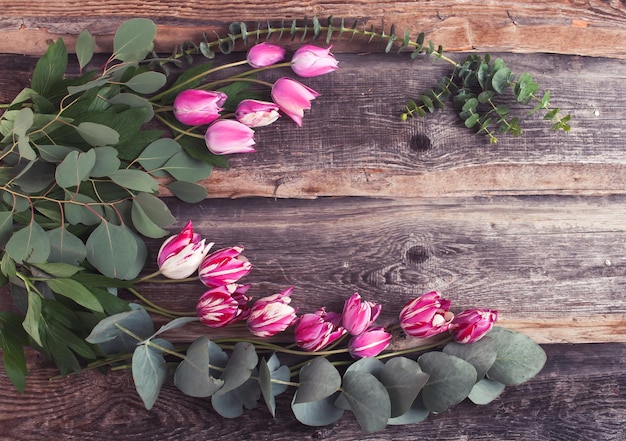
291 45 339 78
348 327 392 359
450 308 498 344
198 246 252 288
157 221 213 279
247 42 286 68
294 307 347 352
235 99 281 127
341 292 382 336
247 287 298 337
271 77 320 127
173 89 227 126
399 291 455 338
204 119 256 155
196 284 251 328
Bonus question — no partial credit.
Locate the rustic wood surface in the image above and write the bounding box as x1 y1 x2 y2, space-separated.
1 1 626 439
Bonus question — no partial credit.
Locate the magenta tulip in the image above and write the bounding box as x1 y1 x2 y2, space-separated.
294 307 346 352
196 284 251 328
157 221 213 279
173 89 227 126
450 308 498 344
247 42 286 68
399 291 455 338
348 328 392 359
235 99 281 127
291 44 339 78
271 77 320 127
204 119 256 155
198 246 252 288
341 292 382 336
247 287 298 337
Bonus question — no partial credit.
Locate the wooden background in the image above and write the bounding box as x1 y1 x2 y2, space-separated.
0 1 625 439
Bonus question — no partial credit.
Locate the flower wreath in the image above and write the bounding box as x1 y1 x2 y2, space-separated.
0 18 558 433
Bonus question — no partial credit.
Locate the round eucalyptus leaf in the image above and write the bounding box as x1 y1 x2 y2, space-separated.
14 160 55 193
214 342 258 396
132 338 173 410
85 221 142 280
132 192 176 227
5 222 50 264
468 378 506 405
64 192 104 226
341 371 391 433
211 376 260 418
418 351 477 413
291 392 345 427
110 169 159 193
86 304 154 354
387 394 430 426
125 71 167 94
55 149 96 188
486 327 547 386
36 144 79 163
174 336 224 397
113 18 156 62
293 357 341 404
76 122 120 147
443 336 497 379
137 138 182 173
345 356 385 377
12 107 34 137
162 151 213 182
259 356 291 417
131 200 169 238
90 147 121 177
109 93 154 123
380 357 429 418
166 181 207 204
0 211 13 249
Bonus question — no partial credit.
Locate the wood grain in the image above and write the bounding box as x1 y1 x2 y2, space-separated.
0 343 624 440
0 1 624 58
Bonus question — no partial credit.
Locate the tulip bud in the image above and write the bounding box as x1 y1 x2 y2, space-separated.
450 308 498 344
247 42 287 68
198 246 252 288
157 221 213 279
348 327 392 359
271 77 320 127
294 307 346 352
399 291 454 338
196 284 251 328
291 45 339 78
341 292 382 336
235 99 281 127
204 119 256 155
247 287 298 337
173 89 227 126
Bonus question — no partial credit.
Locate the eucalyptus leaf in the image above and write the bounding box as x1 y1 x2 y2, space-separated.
13 107 34 137
259 355 291 417
132 192 176 227
113 18 156 62
132 338 173 410
137 138 183 173
86 304 154 355
166 181 208 203
76 29 95 70
486 327 547 386
215 342 258 396
63 192 104 226
22 291 43 347
109 93 154 123
211 376 260 418
110 169 159 193
125 71 167 94
0 211 13 249
45 278 103 312
5 222 50 264
76 122 120 147
387 395 430 426
131 200 169 238
36 144 79 163
174 335 224 397
380 357 429 418
90 147 121 177
468 378 506 405
14 160 55 193
151 316 199 338
418 351 477 413
294 357 341 404
292 392 345 427
443 336 497 379
32 262 82 278
85 221 143 280
162 151 213 182
55 149 96 188
341 371 391 433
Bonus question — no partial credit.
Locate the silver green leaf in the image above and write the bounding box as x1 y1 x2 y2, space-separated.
55 149 96 188
292 392 345 427
174 335 224 397
468 378 506 405
341 371 391 433
293 357 341 404
110 169 159 193
124 71 167 94
166 181 208 203
85 222 143 280
132 338 173 410
90 147 121 177
86 304 154 355
486 327 547 386
76 122 120 147
380 357 429 418
215 342 258 396
5 222 50 264
76 29 95 70
443 336 497 379
113 18 156 62
45 228 87 266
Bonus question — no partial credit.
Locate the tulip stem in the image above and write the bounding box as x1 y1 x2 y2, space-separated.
376 336 452 360
153 113 206 139
127 287 195 318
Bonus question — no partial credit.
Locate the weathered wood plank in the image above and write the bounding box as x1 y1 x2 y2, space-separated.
1 343 624 440
0 1 624 58
1 52 623 199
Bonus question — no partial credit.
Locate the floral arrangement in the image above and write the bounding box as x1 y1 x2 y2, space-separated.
0 17 554 433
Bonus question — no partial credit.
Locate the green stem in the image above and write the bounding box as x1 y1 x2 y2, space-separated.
127 287 196 318
376 336 452 360
154 113 206 139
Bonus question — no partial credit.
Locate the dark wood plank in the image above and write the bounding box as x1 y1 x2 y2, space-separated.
1 343 624 440
0 1 624 58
